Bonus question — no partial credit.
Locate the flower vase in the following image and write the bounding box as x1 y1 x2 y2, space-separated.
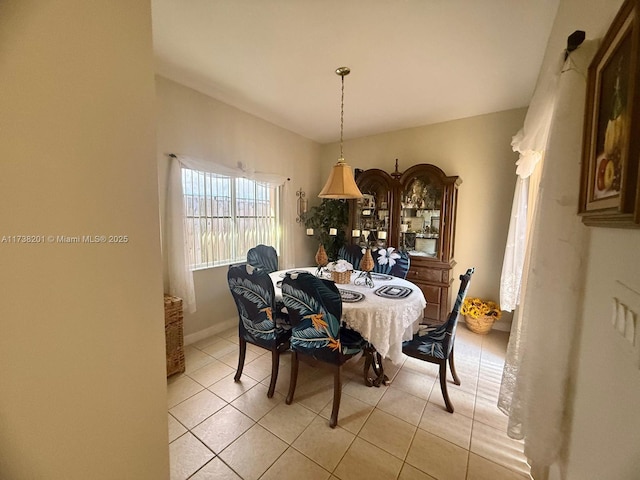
315 244 328 267
354 247 375 288
360 248 374 272
315 244 328 276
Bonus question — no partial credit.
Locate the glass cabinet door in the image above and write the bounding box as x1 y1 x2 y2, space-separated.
400 175 443 259
399 163 460 265
351 169 398 248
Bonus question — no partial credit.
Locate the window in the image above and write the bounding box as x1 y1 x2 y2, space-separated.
182 168 280 269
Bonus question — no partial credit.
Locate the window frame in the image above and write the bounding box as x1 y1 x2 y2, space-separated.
181 167 280 270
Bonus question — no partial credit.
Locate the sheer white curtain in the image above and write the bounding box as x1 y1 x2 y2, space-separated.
166 154 290 313
279 180 296 270
500 51 563 312
498 41 598 479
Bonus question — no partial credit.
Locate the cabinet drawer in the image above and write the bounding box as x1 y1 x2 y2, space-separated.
407 267 441 283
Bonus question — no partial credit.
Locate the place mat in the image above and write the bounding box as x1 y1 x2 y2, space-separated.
370 273 393 281
373 285 413 299
338 289 365 303
278 270 310 278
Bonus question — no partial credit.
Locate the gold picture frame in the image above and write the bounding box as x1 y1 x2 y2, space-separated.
579 0 640 227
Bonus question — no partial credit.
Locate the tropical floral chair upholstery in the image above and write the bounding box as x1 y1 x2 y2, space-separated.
281 272 365 428
337 244 363 271
247 244 279 273
402 267 474 413
227 263 291 398
374 247 410 279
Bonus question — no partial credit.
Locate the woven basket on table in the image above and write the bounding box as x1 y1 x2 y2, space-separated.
463 314 496 335
331 270 352 284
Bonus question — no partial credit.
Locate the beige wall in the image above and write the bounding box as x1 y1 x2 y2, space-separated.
0 1 168 479
158 85 524 337
319 109 527 328
540 0 640 478
155 76 320 337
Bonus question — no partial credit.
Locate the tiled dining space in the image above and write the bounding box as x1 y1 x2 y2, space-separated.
167 324 530 480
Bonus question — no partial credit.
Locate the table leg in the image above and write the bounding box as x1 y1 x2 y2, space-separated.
363 344 389 387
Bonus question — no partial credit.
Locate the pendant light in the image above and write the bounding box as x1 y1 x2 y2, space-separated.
318 67 363 199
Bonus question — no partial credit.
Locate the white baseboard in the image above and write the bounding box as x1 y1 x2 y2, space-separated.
183 318 237 346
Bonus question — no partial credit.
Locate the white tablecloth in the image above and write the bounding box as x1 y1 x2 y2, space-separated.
270 267 426 364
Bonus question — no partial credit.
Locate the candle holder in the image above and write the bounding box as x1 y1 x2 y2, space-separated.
361 230 371 248
376 230 387 249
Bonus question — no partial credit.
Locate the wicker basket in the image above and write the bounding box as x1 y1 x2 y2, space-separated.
331 270 352 284
164 294 185 377
463 314 496 335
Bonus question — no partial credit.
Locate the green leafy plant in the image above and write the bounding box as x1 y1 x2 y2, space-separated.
304 199 349 261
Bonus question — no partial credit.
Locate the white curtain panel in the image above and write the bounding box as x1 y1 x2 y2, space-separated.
279 180 296 270
500 176 530 311
500 52 564 312
167 158 197 313
167 154 289 313
498 41 598 478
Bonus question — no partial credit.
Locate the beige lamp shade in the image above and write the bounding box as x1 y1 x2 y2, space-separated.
318 158 363 199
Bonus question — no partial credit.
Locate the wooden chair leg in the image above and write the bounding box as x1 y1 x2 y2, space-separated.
449 348 460 385
286 350 299 405
363 347 374 387
439 362 454 413
372 351 383 376
330 366 342 428
267 348 280 398
234 337 246 382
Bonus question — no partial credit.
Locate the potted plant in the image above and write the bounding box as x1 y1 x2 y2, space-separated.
461 297 502 334
304 199 349 261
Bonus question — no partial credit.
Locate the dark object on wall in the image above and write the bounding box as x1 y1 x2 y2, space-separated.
579 0 640 228
565 30 586 60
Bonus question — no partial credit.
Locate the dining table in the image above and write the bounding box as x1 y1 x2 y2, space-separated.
269 267 427 386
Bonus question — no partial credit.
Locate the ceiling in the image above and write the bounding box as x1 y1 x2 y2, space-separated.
151 0 559 144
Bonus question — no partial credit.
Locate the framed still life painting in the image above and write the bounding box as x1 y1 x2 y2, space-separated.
579 0 640 227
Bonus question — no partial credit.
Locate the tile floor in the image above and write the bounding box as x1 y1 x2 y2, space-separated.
167 325 530 480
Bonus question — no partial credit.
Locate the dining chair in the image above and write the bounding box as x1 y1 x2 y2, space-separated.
401 267 474 413
281 272 366 428
337 244 363 270
227 263 291 398
247 244 279 273
374 247 411 279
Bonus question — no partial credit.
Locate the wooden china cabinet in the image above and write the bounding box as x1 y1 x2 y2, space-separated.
350 161 461 323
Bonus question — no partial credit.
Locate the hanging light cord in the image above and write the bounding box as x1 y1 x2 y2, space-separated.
335 66 350 162
339 72 345 160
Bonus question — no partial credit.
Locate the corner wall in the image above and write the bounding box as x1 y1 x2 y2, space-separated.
320 108 527 328
0 1 168 478
155 76 320 336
